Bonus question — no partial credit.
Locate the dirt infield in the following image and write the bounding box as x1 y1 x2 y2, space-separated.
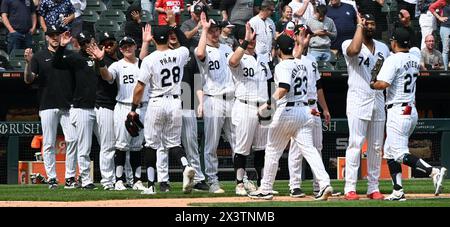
1 194 449 207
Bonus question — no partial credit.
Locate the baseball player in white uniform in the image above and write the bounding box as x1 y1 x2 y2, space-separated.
195 13 235 193
23 26 78 189
154 21 210 192
228 24 271 196
370 27 447 201
89 25 153 191
288 25 331 197
249 0 276 67
130 25 196 195
249 34 333 201
341 14 390 200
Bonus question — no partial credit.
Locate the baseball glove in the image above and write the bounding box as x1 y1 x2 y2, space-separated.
125 112 144 137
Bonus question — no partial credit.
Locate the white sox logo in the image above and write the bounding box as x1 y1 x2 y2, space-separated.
0 122 41 135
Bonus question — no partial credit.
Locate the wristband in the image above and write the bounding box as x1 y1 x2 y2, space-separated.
131 103 138 112
357 24 364 29
240 40 250 50
97 59 106 68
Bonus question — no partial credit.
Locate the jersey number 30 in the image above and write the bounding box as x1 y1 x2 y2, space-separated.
161 66 181 87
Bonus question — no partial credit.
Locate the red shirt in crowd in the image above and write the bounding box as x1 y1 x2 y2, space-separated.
156 0 184 25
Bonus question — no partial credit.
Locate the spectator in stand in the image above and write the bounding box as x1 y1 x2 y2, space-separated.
327 0 356 56
306 4 336 61
275 4 293 39
355 0 386 40
219 20 237 48
155 0 184 25
393 9 420 48
398 0 417 19
421 34 444 70
249 0 276 66
418 0 436 50
124 3 145 51
1 0 37 54
430 0 450 70
181 4 204 53
220 0 254 32
289 0 314 24
70 0 85 38
38 0 75 33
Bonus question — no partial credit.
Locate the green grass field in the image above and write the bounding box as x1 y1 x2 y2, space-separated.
0 179 449 207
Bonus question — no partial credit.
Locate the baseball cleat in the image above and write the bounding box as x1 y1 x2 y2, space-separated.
314 185 333 201
433 167 447 196
209 182 225 194
103 184 114 190
82 183 98 190
243 179 257 193
248 190 273 200
141 185 156 195
367 191 384 200
159 181 171 192
290 188 306 198
344 191 360 200
48 178 58 190
193 180 210 191
235 183 248 196
114 180 127 191
384 189 406 201
64 177 76 189
182 166 195 194
132 180 147 191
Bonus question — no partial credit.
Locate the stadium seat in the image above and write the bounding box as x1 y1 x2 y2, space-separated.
107 0 131 11
9 59 26 70
94 20 121 33
141 10 153 23
100 9 127 23
86 0 107 12
317 60 335 71
82 10 101 23
335 59 348 71
9 49 25 61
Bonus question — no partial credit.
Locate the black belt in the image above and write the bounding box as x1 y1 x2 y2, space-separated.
386 102 408 109
206 94 231 100
154 94 179 99
308 99 317 105
286 102 308 107
116 101 144 108
239 99 263 107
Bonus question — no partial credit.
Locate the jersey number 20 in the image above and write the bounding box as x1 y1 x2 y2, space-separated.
161 66 181 87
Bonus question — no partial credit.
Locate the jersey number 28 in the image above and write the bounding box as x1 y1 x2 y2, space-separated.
161 66 181 87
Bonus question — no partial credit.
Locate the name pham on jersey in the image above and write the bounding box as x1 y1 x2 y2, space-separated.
403 60 420 71
291 64 307 78
160 56 178 66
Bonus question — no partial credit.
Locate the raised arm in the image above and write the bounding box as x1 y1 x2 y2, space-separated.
23 48 35 84
346 14 365 57
229 23 255 67
195 12 211 61
140 24 153 60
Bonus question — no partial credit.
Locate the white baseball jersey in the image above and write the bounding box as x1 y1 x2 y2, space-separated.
377 52 420 105
303 54 320 101
139 47 190 97
249 15 276 59
342 39 390 121
227 53 272 102
274 58 309 106
195 44 234 95
108 59 149 103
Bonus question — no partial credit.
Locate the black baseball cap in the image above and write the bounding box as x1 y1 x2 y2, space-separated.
76 31 93 44
220 20 235 29
45 25 63 36
210 19 222 29
98 31 116 44
235 26 254 40
152 25 170 43
276 34 295 54
119 36 136 47
295 24 313 35
362 13 376 22
192 4 204 14
390 27 411 46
